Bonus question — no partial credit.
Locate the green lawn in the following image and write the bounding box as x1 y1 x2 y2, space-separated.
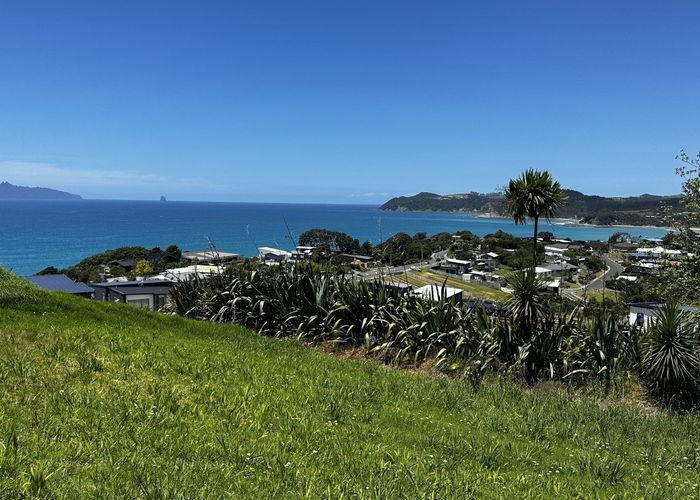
1 271 699 497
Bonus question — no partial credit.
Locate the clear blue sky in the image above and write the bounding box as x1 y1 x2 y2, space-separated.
0 0 698 202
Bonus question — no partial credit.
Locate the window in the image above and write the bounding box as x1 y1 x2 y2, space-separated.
126 295 153 309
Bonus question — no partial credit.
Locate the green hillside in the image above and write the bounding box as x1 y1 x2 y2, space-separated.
1 269 699 497
380 189 681 225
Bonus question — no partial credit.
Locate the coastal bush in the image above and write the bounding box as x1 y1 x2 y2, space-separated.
171 263 700 408
168 265 648 395
641 303 700 408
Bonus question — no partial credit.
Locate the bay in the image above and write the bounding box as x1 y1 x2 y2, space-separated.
0 200 667 276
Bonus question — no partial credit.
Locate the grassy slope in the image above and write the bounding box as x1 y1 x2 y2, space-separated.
1 272 699 498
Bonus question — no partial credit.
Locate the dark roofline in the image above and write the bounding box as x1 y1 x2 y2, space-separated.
91 279 173 288
24 274 94 294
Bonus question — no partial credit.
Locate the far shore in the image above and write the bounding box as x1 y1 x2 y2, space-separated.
397 209 672 231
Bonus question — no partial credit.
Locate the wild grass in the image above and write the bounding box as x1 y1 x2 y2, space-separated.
0 270 700 496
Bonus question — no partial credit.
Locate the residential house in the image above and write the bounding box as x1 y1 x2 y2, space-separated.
441 258 472 275
291 246 315 262
182 250 240 265
152 265 220 282
631 247 682 261
25 274 93 298
110 258 137 272
541 261 578 278
545 279 561 294
534 266 553 278
475 252 499 271
628 302 698 327
258 247 291 264
544 243 569 256
91 279 173 310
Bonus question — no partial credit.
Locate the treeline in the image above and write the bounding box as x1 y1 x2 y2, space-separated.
297 228 549 268
38 245 184 282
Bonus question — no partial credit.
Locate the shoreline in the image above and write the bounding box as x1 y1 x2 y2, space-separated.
384 208 671 231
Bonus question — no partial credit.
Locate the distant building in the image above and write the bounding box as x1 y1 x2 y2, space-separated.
182 250 240 265
441 258 472 275
475 252 499 271
631 247 682 261
628 302 698 327
110 258 137 272
545 279 561 294
25 274 93 298
91 279 173 310
544 244 569 255
534 266 553 278
290 246 315 262
152 265 221 282
541 261 578 278
413 284 463 303
258 247 291 264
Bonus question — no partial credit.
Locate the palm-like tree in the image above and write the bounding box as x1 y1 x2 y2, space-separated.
504 169 565 268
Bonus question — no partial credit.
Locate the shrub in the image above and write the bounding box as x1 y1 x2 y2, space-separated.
641 303 700 408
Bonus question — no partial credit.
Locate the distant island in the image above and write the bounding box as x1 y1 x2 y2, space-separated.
0 181 82 200
160 195 167 202
380 189 681 226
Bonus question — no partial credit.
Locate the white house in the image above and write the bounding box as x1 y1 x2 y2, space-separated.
631 247 682 261
475 252 499 271
258 247 291 264
183 250 240 264
291 245 315 261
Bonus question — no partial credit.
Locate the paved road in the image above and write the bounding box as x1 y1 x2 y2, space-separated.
355 250 446 279
585 254 624 292
559 253 624 301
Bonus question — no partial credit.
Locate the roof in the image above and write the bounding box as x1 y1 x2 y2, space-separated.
258 247 291 257
91 279 174 288
617 275 638 282
414 284 463 301
107 285 173 296
477 253 498 259
468 270 492 277
112 258 137 268
25 274 93 294
445 258 471 265
629 302 697 313
182 250 239 261
542 262 578 271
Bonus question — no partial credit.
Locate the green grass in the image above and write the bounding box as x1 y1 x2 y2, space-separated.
1 270 700 497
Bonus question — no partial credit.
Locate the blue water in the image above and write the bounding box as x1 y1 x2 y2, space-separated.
0 200 668 275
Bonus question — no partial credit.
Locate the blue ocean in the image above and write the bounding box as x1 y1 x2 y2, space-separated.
0 200 668 276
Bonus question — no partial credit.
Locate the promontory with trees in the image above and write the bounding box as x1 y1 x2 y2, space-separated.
379 186 681 227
